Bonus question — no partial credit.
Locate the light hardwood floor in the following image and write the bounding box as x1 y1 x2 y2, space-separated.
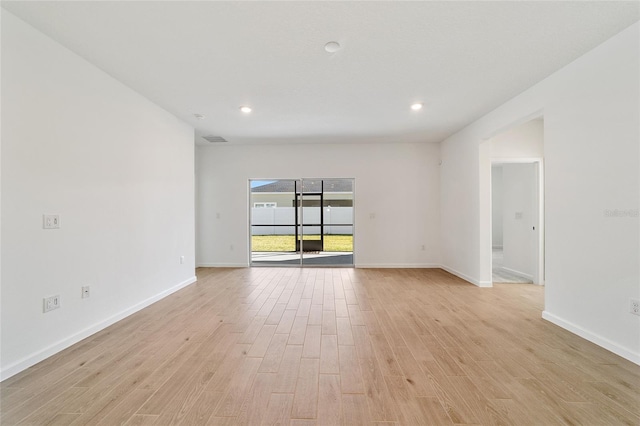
1 267 639 425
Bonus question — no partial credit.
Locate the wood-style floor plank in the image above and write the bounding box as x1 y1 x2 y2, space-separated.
2 267 639 425
341 393 370 426
317 374 341 426
261 392 293 426
291 358 320 419
319 335 340 375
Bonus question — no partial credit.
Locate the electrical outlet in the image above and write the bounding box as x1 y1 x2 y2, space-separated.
82 286 90 299
630 299 640 316
43 295 61 313
43 214 60 229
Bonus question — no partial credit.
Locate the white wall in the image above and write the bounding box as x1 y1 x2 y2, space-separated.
491 118 544 159
1 12 196 379
501 163 535 278
440 22 639 363
197 142 440 267
491 166 503 247
0 8 4 380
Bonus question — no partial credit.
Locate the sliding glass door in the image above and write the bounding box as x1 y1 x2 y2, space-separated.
250 178 354 266
250 179 299 265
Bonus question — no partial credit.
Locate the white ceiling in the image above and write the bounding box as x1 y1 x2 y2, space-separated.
2 1 639 145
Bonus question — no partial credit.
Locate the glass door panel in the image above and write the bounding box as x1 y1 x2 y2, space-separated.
250 179 300 266
300 193 322 265
301 178 353 266
322 178 354 259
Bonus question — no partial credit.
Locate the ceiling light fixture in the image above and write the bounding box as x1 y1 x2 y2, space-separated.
324 41 341 53
411 103 424 111
194 113 205 120
239 106 252 113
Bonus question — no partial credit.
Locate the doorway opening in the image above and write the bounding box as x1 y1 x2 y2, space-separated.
485 116 545 285
249 178 354 267
491 162 542 283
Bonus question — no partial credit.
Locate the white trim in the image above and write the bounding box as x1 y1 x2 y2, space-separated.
200 263 442 269
501 266 534 281
197 263 248 268
542 311 640 366
489 157 545 286
491 157 543 164
439 265 493 287
0 276 197 381
355 263 441 269
197 263 488 289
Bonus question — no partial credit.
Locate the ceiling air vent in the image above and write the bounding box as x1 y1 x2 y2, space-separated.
203 135 228 143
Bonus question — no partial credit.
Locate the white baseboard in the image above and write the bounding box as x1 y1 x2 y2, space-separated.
439 265 492 287
501 266 533 280
197 263 248 268
198 263 442 269
355 263 441 269
0 276 197 381
197 263 492 289
542 310 640 366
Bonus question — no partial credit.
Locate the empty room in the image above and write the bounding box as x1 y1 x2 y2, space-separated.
1 1 639 425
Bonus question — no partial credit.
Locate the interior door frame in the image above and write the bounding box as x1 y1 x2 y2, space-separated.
490 158 545 285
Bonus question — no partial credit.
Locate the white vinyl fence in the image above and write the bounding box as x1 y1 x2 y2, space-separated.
251 207 353 235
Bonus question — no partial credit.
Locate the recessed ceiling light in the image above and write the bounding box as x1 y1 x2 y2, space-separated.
194 113 205 120
324 41 341 53
239 106 252 113
411 103 423 111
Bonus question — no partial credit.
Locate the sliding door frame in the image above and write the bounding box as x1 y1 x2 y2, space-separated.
249 178 355 267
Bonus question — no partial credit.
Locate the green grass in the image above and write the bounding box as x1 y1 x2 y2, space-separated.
252 235 353 252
